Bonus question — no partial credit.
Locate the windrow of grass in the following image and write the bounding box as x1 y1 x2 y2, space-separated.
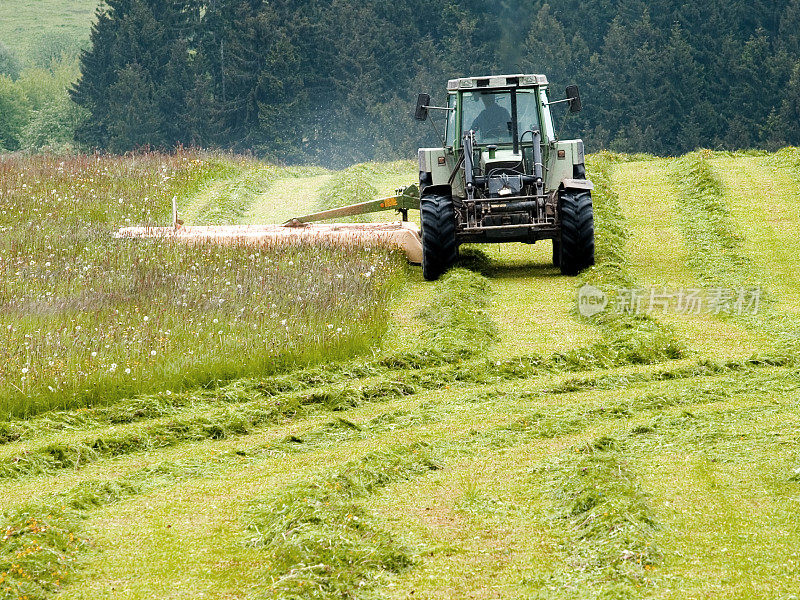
13 351 794 598
537 436 660 598
243 444 439 598
580 152 686 362
0 153 404 418
0 459 214 600
672 150 800 357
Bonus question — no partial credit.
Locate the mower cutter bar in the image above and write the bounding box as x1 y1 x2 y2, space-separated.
115 222 423 263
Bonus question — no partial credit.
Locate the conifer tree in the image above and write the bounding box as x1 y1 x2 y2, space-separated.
72 0 198 150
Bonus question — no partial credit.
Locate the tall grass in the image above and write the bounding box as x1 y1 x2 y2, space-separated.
0 153 404 418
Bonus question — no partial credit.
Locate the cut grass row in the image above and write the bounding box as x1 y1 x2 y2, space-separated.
611 156 774 358
672 150 800 355
708 149 800 315
10 355 795 599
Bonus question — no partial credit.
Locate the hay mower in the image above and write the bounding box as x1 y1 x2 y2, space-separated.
119 73 594 281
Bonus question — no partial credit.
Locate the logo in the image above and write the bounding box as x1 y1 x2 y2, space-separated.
577 284 608 317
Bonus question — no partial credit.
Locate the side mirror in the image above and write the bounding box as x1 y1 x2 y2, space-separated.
415 93 430 121
566 85 582 113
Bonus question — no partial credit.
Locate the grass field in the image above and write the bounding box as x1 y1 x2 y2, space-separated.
1 149 799 599
0 0 99 66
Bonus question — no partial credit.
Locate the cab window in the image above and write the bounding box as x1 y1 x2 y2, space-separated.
445 94 456 147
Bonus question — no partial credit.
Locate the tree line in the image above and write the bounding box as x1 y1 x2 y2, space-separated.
4 0 800 162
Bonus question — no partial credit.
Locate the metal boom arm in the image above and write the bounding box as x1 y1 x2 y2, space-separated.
284 184 420 225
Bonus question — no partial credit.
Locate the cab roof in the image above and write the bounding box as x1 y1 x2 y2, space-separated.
447 74 549 91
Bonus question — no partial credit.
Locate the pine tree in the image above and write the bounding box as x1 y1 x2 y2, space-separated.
72 0 198 150
198 0 266 149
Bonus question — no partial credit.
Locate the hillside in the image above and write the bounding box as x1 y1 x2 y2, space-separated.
1 149 799 598
0 0 99 66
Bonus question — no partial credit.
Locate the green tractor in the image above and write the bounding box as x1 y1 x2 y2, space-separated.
414 74 594 280
287 73 594 281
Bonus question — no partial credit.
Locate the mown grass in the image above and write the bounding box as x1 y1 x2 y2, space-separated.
672 150 800 358
611 155 777 359
539 436 660 598
0 460 214 600
0 152 404 418
709 149 800 313
579 152 687 363
243 444 439 598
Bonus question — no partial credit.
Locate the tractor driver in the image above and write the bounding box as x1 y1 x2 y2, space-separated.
470 94 512 141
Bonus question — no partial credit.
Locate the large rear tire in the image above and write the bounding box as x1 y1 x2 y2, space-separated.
420 194 457 281
558 189 594 276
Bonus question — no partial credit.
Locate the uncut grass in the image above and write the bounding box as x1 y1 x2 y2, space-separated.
0 153 403 418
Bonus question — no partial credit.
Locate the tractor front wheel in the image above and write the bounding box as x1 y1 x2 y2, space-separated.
420 194 457 281
558 189 595 275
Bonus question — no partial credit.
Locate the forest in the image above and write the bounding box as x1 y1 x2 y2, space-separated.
2 0 799 165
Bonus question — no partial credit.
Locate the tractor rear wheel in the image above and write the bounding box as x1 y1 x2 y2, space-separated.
552 239 561 267
558 189 594 276
420 193 457 281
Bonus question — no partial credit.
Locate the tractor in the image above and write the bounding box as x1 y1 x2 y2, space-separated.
414 73 594 280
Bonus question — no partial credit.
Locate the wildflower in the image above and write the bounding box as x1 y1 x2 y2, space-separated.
21 367 29 374
110 363 117 372
125 367 131 374
150 350 157 356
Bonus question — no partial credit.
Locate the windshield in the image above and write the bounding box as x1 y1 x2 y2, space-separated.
461 90 540 145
